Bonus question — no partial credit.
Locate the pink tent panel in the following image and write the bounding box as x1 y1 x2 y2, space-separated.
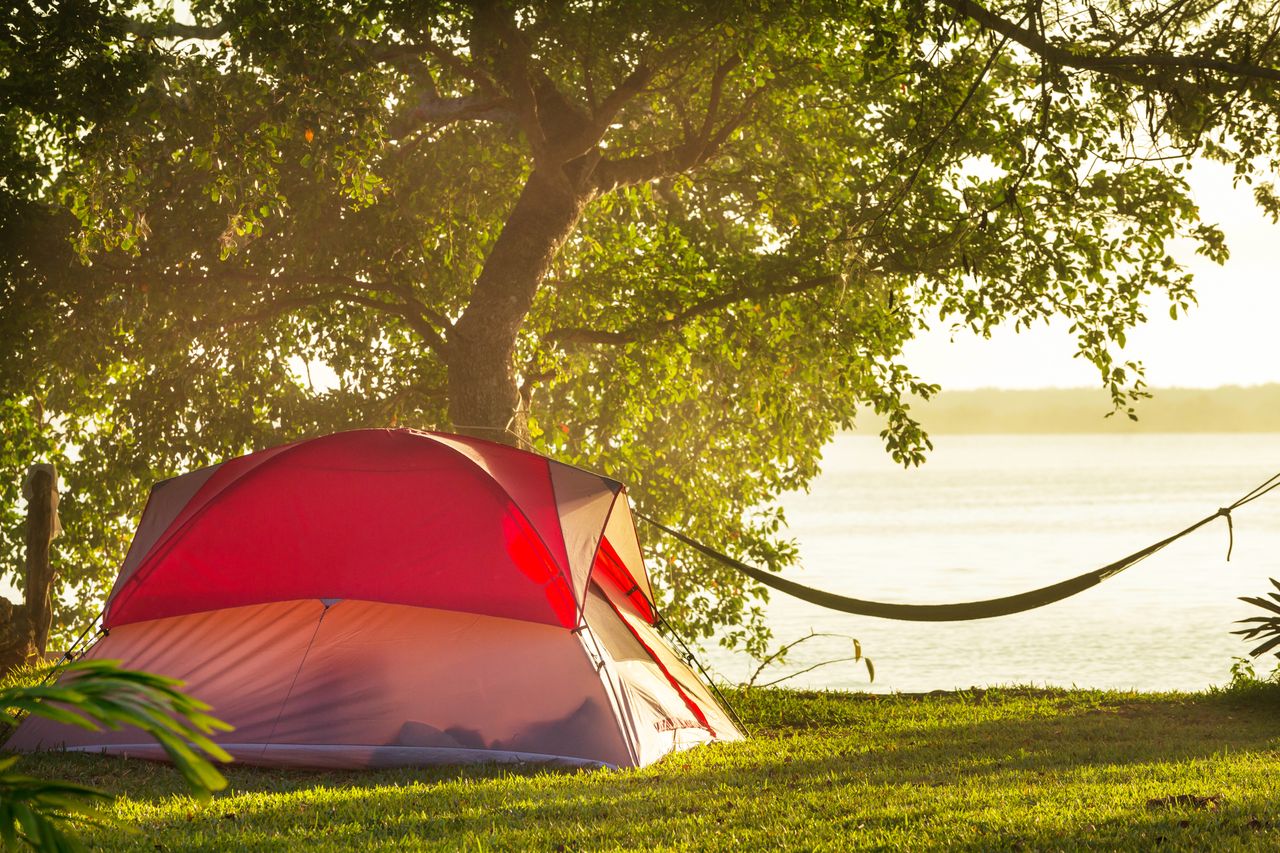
11 598 633 768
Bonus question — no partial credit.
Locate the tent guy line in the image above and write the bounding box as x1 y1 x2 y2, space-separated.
635 468 1280 622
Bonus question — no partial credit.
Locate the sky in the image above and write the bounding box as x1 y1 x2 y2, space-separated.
903 159 1280 390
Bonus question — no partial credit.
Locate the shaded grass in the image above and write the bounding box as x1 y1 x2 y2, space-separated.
9 685 1280 850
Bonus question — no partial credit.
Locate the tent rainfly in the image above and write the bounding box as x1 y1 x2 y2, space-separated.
8 429 743 769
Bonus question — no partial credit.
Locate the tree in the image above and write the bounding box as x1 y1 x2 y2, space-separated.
3 0 1279 654
0 465 59 673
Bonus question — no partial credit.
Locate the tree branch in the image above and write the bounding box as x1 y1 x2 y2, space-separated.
862 15 1019 240
232 288 450 356
592 73 766 193
329 39 516 138
698 56 742 143
420 41 502 98
257 276 452 355
542 61 660 161
348 37 503 99
469 5 697 178
595 63 656 125
941 0 1280 83
388 93 516 138
118 17 230 41
471 3 562 168
125 269 452 356
574 32 737 161
548 272 842 347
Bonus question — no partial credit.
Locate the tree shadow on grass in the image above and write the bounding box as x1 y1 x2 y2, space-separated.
19 688 1280 850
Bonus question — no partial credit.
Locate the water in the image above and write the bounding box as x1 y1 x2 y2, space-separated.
700 433 1280 693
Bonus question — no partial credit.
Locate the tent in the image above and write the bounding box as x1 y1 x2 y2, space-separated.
8 429 743 769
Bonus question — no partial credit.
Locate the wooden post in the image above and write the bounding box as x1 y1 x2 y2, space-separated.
23 464 58 654
0 464 59 674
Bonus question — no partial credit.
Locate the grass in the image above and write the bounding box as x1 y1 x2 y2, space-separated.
8 684 1280 851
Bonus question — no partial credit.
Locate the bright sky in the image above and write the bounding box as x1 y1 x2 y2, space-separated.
903 159 1280 390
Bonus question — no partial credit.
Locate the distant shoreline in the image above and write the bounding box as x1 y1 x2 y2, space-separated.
856 384 1280 434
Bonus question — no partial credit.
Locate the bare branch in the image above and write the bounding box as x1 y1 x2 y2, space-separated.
753 655 865 689
548 273 841 348
745 630 868 689
942 0 1280 83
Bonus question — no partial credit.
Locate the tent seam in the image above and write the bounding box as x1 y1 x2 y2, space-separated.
261 605 328 758
614 488 657 612
540 455 581 625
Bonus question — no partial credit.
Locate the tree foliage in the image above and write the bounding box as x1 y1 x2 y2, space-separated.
3 0 1280 653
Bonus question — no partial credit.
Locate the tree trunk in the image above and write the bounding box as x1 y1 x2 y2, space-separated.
0 465 59 675
447 170 588 445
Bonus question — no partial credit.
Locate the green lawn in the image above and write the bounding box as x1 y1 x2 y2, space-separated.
12 685 1280 851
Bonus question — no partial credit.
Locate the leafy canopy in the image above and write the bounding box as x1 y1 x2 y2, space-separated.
3 0 1279 653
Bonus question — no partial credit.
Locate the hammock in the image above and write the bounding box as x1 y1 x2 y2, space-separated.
638 470 1280 622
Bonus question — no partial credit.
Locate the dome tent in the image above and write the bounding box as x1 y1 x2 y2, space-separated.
9 429 743 769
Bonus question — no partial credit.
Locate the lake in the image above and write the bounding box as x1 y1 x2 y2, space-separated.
698 433 1280 693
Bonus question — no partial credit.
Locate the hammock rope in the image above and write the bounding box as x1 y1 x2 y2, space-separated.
637 470 1280 623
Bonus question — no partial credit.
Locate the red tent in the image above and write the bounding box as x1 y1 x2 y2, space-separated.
10 429 743 769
